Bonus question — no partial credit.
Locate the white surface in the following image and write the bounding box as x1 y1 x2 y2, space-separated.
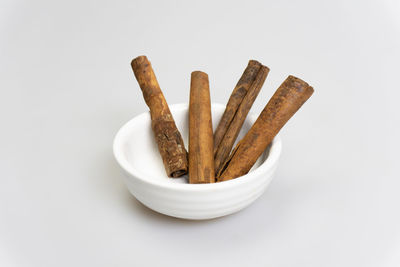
1 0 399 266
113 103 281 219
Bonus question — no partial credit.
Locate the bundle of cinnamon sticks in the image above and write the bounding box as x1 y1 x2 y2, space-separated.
131 55 314 183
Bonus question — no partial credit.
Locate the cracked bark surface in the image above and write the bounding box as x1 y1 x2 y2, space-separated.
131 56 188 177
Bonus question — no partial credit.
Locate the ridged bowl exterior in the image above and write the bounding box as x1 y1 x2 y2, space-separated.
113 103 281 220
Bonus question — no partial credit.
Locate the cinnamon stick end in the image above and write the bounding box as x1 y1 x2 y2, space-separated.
287 75 314 96
191 71 209 80
171 169 187 178
261 65 270 73
248 59 261 66
131 55 149 69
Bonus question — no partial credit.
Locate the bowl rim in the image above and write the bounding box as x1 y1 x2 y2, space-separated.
113 103 282 191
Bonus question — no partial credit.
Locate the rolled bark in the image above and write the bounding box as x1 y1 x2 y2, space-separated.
214 65 269 176
189 71 215 183
213 60 262 155
131 55 188 178
218 75 314 181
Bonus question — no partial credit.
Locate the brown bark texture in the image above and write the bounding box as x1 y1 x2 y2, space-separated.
214 60 269 176
189 71 215 183
131 55 188 178
217 75 314 181
213 60 262 154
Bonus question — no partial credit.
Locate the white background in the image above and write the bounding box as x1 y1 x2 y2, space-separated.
1 0 400 266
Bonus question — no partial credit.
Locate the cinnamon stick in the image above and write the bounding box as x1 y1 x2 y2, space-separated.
217 75 314 181
189 71 215 184
214 62 269 176
213 60 262 154
131 55 188 178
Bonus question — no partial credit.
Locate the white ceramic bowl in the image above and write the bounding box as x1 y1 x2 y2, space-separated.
113 103 281 220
